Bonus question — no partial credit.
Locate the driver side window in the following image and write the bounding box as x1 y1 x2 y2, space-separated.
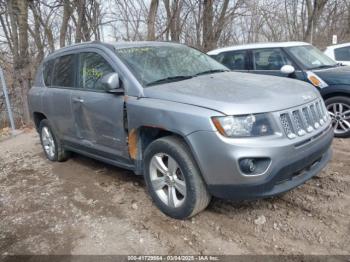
79 52 114 90
253 48 293 70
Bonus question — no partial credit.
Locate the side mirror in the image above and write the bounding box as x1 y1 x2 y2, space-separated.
280 65 295 75
101 72 124 94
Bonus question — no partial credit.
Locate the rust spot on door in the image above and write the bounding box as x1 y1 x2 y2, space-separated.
128 129 138 159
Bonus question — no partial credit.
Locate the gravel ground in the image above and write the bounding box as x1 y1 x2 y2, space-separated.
0 130 349 255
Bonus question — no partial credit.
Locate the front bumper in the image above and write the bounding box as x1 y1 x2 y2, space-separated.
186 123 333 200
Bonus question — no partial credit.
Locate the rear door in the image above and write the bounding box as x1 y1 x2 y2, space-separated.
44 54 76 141
70 49 128 160
213 50 250 72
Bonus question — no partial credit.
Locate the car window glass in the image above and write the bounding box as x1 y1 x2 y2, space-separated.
217 51 248 70
115 45 227 86
335 47 350 61
79 52 114 90
288 45 337 69
52 55 75 87
253 48 292 70
43 60 54 86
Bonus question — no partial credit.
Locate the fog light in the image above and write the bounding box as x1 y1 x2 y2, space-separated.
239 158 271 175
240 159 256 174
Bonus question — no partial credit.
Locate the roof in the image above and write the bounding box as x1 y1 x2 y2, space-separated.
325 42 350 50
111 41 182 49
207 41 311 55
44 40 184 62
47 41 182 56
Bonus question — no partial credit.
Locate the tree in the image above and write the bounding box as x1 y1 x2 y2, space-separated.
60 0 73 47
7 0 31 124
202 0 244 51
304 0 329 42
147 0 159 40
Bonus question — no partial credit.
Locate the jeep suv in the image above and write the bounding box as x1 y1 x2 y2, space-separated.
28 42 333 219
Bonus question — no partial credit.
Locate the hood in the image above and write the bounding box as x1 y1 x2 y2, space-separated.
313 65 350 85
143 72 319 115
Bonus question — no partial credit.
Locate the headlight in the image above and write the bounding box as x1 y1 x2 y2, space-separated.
212 114 275 137
306 71 328 88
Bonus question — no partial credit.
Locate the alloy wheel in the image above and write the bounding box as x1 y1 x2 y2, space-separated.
327 102 350 135
41 126 55 159
149 153 187 208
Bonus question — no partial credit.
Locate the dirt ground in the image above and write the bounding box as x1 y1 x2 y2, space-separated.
0 130 349 255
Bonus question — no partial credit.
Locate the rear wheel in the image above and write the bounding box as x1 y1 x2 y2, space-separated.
325 96 350 138
143 136 211 219
39 119 69 162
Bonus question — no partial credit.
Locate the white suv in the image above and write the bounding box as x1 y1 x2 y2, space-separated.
324 43 350 66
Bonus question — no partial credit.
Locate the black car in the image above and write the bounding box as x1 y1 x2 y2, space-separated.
208 42 350 138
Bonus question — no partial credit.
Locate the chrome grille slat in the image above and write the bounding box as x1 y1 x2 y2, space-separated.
302 107 314 132
280 113 296 139
292 110 306 136
280 99 328 139
310 105 320 129
316 101 326 124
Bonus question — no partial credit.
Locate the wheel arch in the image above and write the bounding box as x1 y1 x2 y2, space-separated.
128 126 199 176
33 112 47 131
323 91 350 101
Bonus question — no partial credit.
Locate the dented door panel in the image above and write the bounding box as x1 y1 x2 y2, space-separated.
70 89 129 159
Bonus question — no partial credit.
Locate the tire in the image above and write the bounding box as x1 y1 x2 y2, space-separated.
325 96 350 138
39 119 70 162
143 136 211 219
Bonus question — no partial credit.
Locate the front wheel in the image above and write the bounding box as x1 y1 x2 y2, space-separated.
325 96 350 138
143 136 211 219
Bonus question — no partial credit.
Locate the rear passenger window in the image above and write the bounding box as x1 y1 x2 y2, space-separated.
43 60 54 86
335 47 350 61
217 51 248 70
52 55 75 88
78 52 114 90
253 48 293 70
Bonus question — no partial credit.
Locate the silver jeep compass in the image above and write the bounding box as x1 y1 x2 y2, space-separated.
28 41 333 219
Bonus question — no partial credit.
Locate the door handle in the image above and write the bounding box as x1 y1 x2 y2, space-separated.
72 97 84 103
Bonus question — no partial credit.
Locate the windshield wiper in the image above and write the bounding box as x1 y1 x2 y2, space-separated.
146 75 193 86
311 64 337 70
194 69 229 76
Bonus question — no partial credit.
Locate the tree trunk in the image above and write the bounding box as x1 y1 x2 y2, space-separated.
29 1 44 63
147 0 159 40
13 0 31 124
163 0 181 41
60 0 72 48
304 0 328 42
7 0 19 62
75 0 85 43
202 0 214 51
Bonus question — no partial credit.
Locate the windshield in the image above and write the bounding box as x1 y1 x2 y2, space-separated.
287 45 337 69
115 45 228 86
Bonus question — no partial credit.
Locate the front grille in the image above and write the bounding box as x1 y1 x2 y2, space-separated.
279 99 328 139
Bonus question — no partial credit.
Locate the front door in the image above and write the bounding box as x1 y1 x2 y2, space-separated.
70 51 128 160
250 48 296 78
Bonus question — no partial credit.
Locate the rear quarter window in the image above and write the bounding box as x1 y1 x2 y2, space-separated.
52 54 75 88
43 60 54 86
